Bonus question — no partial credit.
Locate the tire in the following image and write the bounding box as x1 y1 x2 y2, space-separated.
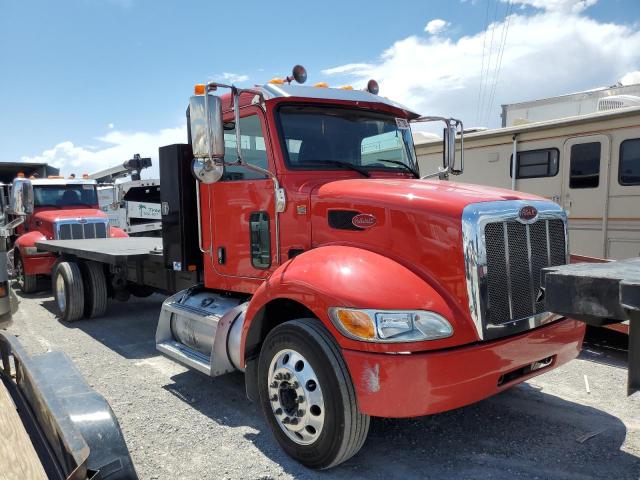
53 261 85 322
258 319 370 469
80 261 107 318
15 256 37 293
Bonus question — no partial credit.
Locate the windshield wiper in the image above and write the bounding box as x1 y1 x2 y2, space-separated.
373 159 420 178
298 160 371 178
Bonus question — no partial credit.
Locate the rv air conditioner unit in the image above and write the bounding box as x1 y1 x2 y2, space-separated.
597 95 640 111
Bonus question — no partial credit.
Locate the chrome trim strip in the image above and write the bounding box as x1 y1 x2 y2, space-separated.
525 224 535 312
503 223 514 320
461 199 568 340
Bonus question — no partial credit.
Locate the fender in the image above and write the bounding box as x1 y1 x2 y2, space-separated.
109 226 128 238
241 245 479 366
15 230 47 251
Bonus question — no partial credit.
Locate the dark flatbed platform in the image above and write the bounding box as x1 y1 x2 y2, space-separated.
36 237 163 265
544 257 640 394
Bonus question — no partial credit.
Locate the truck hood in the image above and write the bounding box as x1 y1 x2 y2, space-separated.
34 208 107 223
310 178 548 328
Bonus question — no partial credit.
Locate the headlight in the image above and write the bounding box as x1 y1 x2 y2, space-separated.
328 307 453 343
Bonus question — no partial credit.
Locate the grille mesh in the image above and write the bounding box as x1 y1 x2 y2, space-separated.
484 218 565 325
58 222 108 240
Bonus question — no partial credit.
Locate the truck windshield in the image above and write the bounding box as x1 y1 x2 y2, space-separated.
278 105 418 175
33 185 99 207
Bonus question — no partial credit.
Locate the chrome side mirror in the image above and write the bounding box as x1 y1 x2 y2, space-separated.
9 178 33 215
414 116 464 179
189 93 225 184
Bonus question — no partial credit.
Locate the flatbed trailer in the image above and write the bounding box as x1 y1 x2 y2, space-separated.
35 237 200 319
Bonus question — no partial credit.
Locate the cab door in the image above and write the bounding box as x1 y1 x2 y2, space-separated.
561 134 610 257
207 107 276 281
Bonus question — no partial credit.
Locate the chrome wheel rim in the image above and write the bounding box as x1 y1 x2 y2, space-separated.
55 274 66 312
16 259 24 286
268 349 325 445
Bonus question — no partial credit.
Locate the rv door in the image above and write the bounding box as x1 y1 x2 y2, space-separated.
562 134 610 258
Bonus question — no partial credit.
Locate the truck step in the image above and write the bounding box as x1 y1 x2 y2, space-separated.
156 340 211 375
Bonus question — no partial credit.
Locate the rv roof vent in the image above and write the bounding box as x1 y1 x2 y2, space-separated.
597 95 640 111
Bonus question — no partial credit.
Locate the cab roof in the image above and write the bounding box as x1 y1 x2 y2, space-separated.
29 178 97 186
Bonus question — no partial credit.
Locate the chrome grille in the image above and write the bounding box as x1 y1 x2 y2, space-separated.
56 220 108 240
484 218 566 325
462 200 568 341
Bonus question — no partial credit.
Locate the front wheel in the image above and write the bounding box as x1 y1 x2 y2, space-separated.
53 261 85 322
258 319 370 469
15 256 37 293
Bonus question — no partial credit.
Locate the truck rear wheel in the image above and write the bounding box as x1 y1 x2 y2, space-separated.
53 261 85 322
15 256 37 293
80 261 108 318
258 319 370 469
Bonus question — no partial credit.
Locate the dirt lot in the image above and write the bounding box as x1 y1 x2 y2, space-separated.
5 287 640 480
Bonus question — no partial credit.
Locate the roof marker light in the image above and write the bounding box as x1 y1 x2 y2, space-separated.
365 79 379 95
314 82 329 88
194 84 206 95
340 85 354 90
269 78 285 85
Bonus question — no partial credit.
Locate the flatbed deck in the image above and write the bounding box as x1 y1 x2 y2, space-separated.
36 237 163 265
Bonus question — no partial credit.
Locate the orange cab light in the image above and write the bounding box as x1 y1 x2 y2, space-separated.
269 78 285 85
335 309 375 340
194 84 206 95
340 85 353 90
314 82 329 88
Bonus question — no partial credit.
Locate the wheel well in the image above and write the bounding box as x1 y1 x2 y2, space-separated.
244 298 316 361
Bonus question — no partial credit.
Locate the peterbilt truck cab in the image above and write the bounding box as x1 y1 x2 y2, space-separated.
155 67 586 469
12 177 126 292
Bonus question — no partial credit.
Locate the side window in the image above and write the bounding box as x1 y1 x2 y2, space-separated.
510 148 559 179
222 115 268 181
570 142 600 189
619 138 640 186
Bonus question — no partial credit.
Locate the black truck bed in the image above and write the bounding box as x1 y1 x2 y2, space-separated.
36 237 163 265
35 237 198 294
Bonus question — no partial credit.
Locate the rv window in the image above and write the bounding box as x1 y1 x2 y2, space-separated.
510 148 559 179
619 138 640 186
570 142 600 189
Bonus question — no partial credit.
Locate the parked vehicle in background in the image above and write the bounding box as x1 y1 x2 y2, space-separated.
92 155 162 236
35 66 585 469
416 107 640 260
10 176 127 293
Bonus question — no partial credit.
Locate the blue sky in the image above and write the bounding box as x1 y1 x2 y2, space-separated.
1 0 639 175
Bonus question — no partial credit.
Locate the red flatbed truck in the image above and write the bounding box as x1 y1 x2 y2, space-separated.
35 66 585 469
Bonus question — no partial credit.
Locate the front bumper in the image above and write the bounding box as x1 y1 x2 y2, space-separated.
342 318 585 418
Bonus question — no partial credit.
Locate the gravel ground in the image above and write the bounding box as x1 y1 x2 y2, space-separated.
5 286 640 480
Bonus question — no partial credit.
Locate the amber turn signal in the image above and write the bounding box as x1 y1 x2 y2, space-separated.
194 84 206 95
331 308 375 340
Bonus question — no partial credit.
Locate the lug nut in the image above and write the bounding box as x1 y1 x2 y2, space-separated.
275 373 283 380
290 418 299 425
292 381 299 389
270 381 278 388
283 417 290 424
270 394 278 401
283 372 291 380
275 408 282 415
297 409 304 416
297 395 305 403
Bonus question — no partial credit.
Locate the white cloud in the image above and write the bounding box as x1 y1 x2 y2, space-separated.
507 0 597 13
620 70 640 86
107 123 114 129
322 0 640 129
424 19 449 35
213 72 249 83
21 126 186 178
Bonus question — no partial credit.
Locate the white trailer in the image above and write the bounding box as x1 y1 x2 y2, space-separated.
416 107 640 260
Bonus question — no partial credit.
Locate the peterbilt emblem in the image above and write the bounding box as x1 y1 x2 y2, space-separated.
77 218 88 224
518 206 538 222
352 213 377 229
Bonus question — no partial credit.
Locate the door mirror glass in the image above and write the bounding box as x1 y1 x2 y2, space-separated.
189 94 225 163
10 178 34 215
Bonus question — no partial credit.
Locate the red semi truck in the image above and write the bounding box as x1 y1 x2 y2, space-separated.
33 66 585 469
10 177 127 293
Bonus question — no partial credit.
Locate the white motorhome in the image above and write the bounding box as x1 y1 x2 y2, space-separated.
416 107 640 260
